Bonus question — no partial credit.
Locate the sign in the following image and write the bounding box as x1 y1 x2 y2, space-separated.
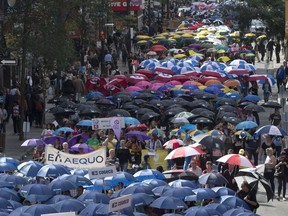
141 149 168 170
45 145 106 169
42 213 76 216
110 0 141 11
89 166 116 179
92 117 125 130
0 59 16 65
110 117 122 140
109 194 132 212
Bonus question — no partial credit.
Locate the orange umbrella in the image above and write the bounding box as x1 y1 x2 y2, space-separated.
205 79 222 86
183 80 202 86
224 79 241 87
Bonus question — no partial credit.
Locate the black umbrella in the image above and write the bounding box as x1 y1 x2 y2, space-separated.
133 99 146 106
134 93 155 100
159 99 176 108
120 103 139 112
221 116 242 125
217 112 238 119
86 95 104 102
162 170 198 183
48 96 70 104
59 101 77 109
217 105 237 113
192 134 224 150
143 104 161 113
191 91 216 100
135 108 155 115
177 94 194 102
113 94 132 103
95 98 115 106
50 107 76 116
78 107 102 116
261 101 282 108
141 89 162 95
237 101 256 108
149 100 165 108
163 108 187 118
108 109 131 117
215 98 237 107
141 112 160 122
244 104 265 113
191 108 215 120
191 117 214 124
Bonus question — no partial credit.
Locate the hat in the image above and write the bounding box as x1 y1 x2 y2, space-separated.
239 149 245 155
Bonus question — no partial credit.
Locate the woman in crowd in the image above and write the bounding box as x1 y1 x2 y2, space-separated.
264 147 276 195
275 151 288 201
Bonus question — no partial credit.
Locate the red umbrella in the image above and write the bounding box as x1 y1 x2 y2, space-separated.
150 45 167 52
181 71 199 77
135 81 152 89
127 74 149 84
107 78 128 89
136 69 154 79
170 75 190 83
163 139 184 149
85 77 107 92
247 75 267 81
154 74 172 82
165 146 205 160
154 67 175 75
228 69 249 75
167 80 182 86
125 86 143 92
217 154 255 168
108 75 127 81
136 124 148 131
201 70 223 78
150 82 164 90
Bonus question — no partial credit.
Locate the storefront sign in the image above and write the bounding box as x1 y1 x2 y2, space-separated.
110 0 141 11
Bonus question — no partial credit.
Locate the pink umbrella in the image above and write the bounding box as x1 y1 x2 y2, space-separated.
125 86 142 92
167 80 182 86
170 75 190 83
136 69 154 79
154 67 175 75
71 143 94 153
154 74 172 82
150 83 164 90
217 154 255 168
135 81 152 89
165 146 205 160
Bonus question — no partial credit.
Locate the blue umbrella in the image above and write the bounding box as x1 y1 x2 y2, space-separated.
20 184 55 202
150 196 188 210
20 204 57 216
223 92 241 101
48 179 78 192
44 194 72 204
17 161 43 177
77 191 110 204
204 203 230 214
104 171 136 186
235 121 258 130
58 174 93 186
70 169 89 176
0 197 14 212
255 125 288 136
43 136 67 145
0 181 13 189
198 173 228 185
0 188 21 201
37 164 70 178
133 169 166 181
53 127 74 135
211 186 236 196
131 193 155 207
142 179 167 188
223 207 254 216
162 187 195 200
0 174 28 186
0 213 8 216
79 203 108 216
120 183 154 196
53 199 85 213
180 124 197 132
162 214 182 216
8 206 30 216
182 84 199 91
215 195 250 210
152 185 172 196
8 200 23 210
77 120 93 127
168 179 199 189
124 117 141 125
158 84 175 92
21 139 46 147
184 207 222 216
185 188 217 201
0 163 17 172
243 95 260 102
204 87 223 94
86 91 104 100
0 157 19 167
88 178 114 191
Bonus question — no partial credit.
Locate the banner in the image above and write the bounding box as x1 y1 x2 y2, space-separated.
45 145 106 169
92 117 125 130
141 149 169 170
110 0 141 11
110 117 122 140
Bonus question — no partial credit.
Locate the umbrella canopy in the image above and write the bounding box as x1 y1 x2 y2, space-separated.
44 194 72 204
48 179 78 192
235 121 258 130
150 196 188 210
261 101 282 108
71 143 94 153
43 136 67 145
162 187 195 200
57 174 93 186
0 188 21 202
125 131 150 141
76 120 93 127
12 204 58 216
0 157 19 167
211 186 236 196
120 183 154 196
255 125 288 136
77 191 110 204
0 174 28 186
168 179 199 189
37 164 70 178
215 195 250 210
53 127 74 135
163 139 184 149
133 169 166 180
142 179 167 188
191 133 224 150
165 146 205 160
131 193 155 207
108 109 131 117
0 163 17 172
184 207 222 216
244 104 265 113
217 154 255 168
21 139 46 147
20 184 55 202
185 188 217 201
52 199 85 213
17 161 43 177
104 171 136 186
162 170 198 182
198 173 228 185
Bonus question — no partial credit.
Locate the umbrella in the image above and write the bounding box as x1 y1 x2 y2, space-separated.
0 157 19 167
71 143 94 153
162 187 195 200
261 101 282 108
0 188 21 202
244 104 265 113
52 107 76 116
20 184 55 202
204 203 230 214
165 146 205 160
163 139 184 149
0 174 28 186
125 131 150 141
95 98 115 106
217 154 255 168
243 95 261 102
141 112 160 122
184 207 222 216
0 163 17 172
222 116 242 125
150 196 188 210
215 195 250 210
191 117 214 124
198 173 228 185
77 191 110 204
185 188 217 201
14 204 57 216
217 105 237 113
255 125 288 136
67 134 89 146
133 169 166 180
211 186 236 196
108 109 131 117
235 170 274 202
58 174 93 186
77 119 93 127
21 139 46 147
48 179 78 192
171 117 190 124
37 164 70 178
104 171 136 186
152 185 172 196
191 134 224 150
235 121 258 130
8 200 22 210
70 169 88 176
44 194 72 204
124 117 140 125
131 193 155 207
222 208 255 216
53 127 74 135
120 183 154 196
53 199 85 213
17 161 43 177
168 179 199 189
142 179 167 188
162 170 199 182
43 136 67 145
150 45 167 52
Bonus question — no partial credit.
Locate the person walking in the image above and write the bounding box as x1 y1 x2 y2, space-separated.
267 39 275 61
275 151 288 201
275 41 281 63
262 79 272 102
72 75 85 103
275 65 286 93
259 41 266 61
115 138 132 172
264 147 276 195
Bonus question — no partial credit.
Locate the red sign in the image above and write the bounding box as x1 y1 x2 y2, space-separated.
110 0 141 11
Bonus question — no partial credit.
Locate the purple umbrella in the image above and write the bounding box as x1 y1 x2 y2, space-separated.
188 44 202 50
125 131 150 141
21 139 46 147
67 134 89 147
71 143 94 153
43 136 67 145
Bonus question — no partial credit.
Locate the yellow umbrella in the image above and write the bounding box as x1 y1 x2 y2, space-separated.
172 34 182 39
177 23 185 29
197 27 207 32
174 54 187 59
198 30 210 35
194 35 207 40
245 33 256 38
198 85 206 90
182 33 193 38
171 85 183 90
189 51 204 56
217 49 226 54
229 31 240 37
256 35 267 40
178 27 188 31
136 40 149 45
217 56 230 63
154 36 166 40
224 79 241 87
215 35 226 40
216 30 229 35
135 35 151 40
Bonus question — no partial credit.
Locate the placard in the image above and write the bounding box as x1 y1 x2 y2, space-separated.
109 194 132 212
42 212 76 216
89 166 116 179
92 117 125 130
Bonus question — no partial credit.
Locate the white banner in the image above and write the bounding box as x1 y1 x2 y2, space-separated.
88 166 116 179
110 117 122 140
92 117 125 130
45 145 106 169
109 194 132 212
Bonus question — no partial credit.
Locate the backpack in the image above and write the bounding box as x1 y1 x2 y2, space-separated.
35 100 43 112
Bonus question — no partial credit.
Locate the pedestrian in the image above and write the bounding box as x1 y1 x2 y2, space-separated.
222 164 238 192
264 147 276 195
34 95 44 128
275 65 286 93
106 149 120 170
245 131 260 166
275 151 288 201
267 39 275 61
237 181 259 213
0 102 7 133
259 41 266 61
262 79 271 102
115 138 131 171
269 108 282 127
12 101 20 135
254 42 260 62
72 75 85 103
275 40 281 63
188 159 202 177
